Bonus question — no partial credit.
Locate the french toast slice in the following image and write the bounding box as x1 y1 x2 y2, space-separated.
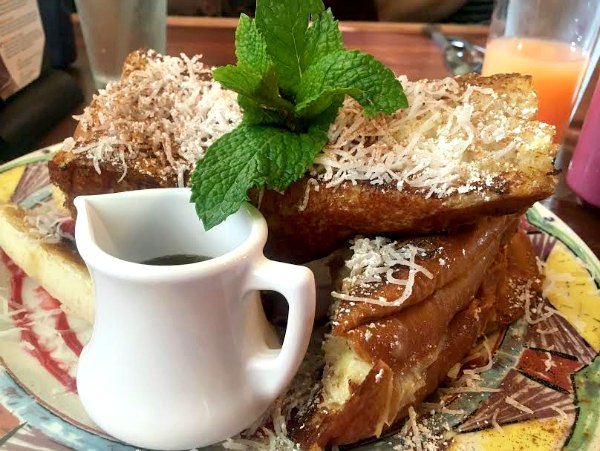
49 68 556 246
327 214 518 332
257 73 558 262
0 203 94 322
48 50 242 216
289 220 539 450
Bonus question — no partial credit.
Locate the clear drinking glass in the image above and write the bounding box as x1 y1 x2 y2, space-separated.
481 0 600 142
75 0 167 89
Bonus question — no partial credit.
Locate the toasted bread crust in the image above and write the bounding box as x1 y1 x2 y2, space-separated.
256 171 550 263
48 146 178 217
329 215 517 332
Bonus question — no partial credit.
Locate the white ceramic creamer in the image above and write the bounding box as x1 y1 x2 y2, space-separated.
74 188 315 450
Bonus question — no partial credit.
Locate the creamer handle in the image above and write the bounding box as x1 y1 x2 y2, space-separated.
245 256 315 400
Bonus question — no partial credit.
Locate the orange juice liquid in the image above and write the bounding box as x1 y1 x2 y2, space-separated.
482 37 588 142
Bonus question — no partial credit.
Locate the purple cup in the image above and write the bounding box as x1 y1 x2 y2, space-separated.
567 80 600 207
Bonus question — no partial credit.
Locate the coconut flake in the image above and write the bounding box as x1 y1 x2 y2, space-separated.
331 237 433 307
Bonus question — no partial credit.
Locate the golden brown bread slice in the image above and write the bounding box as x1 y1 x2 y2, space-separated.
484 226 539 332
289 222 540 450
0 203 94 322
48 50 241 216
328 214 518 332
257 73 558 263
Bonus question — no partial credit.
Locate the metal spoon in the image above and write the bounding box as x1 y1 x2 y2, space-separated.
424 24 486 75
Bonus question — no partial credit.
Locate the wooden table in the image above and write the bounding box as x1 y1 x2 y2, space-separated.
34 17 600 258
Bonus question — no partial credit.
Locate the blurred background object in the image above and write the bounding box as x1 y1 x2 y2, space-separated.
168 0 257 17
0 0 82 161
168 0 378 20
168 0 493 23
38 0 77 69
75 0 166 89
567 78 600 208
376 0 495 23
424 24 485 75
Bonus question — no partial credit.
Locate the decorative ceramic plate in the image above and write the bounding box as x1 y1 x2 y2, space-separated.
0 146 599 450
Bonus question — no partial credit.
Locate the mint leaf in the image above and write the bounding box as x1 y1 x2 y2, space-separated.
255 0 324 97
235 14 270 75
191 0 409 229
216 13 294 114
191 124 328 229
302 9 344 69
310 97 345 131
213 64 294 112
296 50 408 117
238 95 289 126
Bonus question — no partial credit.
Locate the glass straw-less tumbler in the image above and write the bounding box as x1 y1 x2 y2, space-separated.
75 0 167 89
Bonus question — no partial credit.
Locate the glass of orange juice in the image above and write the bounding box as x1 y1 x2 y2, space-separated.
482 0 600 142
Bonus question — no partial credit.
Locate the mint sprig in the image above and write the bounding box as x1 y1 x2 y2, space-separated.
296 50 407 117
255 0 325 97
191 0 408 230
190 123 328 229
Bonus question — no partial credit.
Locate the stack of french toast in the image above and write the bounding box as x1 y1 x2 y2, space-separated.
1 50 558 450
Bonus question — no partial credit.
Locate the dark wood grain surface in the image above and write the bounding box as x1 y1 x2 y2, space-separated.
33 17 600 258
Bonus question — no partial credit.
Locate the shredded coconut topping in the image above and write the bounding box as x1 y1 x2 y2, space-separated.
395 407 449 451
332 237 433 307
65 50 242 186
24 201 74 244
312 75 549 197
550 405 569 420
491 408 503 433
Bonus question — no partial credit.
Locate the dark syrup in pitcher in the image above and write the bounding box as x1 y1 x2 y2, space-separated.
140 254 211 266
